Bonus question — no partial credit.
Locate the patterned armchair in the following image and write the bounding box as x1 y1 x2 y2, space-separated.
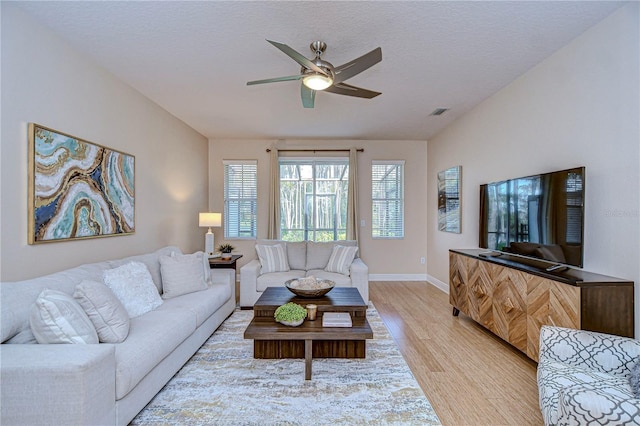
537 326 640 425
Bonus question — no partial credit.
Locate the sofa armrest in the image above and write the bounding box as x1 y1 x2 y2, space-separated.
210 268 236 302
350 257 369 302
539 326 640 377
240 259 262 307
1 343 116 425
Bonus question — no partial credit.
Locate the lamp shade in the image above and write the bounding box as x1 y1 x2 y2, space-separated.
199 212 221 228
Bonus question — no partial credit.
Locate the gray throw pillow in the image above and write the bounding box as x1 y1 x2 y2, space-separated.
159 251 209 299
74 280 130 343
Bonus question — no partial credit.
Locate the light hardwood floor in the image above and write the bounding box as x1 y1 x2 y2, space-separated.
370 281 543 426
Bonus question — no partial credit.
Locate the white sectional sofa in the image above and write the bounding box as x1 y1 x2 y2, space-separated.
0 246 236 425
538 326 640 425
240 239 368 307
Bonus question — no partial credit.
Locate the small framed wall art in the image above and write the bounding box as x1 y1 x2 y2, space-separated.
28 123 135 244
437 165 461 234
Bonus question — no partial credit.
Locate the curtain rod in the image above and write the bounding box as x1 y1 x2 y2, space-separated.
266 148 364 153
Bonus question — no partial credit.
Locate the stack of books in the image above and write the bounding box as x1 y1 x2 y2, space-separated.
322 312 352 327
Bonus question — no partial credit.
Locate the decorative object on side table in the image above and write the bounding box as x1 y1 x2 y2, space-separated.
217 243 235 260
199 212 222 257
274 302 307 327
285 276 335 298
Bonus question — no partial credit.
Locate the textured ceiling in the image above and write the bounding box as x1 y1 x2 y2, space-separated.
13 1 626 141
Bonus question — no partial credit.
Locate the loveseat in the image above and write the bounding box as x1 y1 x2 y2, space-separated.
240 239 368 307
0 246 236 425
537 325 640 425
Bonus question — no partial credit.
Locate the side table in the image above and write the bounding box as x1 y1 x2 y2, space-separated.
208 254 243 270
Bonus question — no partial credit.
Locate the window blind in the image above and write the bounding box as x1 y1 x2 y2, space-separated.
223 160 257 239
372 161 404 238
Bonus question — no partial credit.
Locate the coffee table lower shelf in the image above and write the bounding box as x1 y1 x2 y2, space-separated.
244 317 373 380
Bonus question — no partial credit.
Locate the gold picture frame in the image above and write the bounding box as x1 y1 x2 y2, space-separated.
28 123 135 244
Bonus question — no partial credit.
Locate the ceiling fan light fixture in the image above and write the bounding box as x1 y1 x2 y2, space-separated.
303 73 333 91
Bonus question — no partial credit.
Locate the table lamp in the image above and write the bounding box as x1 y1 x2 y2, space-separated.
199 212 221 257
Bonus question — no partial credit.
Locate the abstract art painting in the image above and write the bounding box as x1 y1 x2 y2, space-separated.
28 124 135 243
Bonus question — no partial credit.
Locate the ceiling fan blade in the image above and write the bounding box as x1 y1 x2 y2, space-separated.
333 47 382 84
266 40 328 76
247 74 304 86
325 82 381 99
301 84 315 108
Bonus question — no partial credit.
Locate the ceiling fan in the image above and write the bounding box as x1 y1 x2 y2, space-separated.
247 40 382 108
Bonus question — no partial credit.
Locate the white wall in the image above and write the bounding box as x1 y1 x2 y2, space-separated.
208 139 428 278
427 4 640 331
0 4 209 281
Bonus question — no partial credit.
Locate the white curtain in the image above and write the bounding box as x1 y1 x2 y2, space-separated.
346 148 359 245
267 148 280 240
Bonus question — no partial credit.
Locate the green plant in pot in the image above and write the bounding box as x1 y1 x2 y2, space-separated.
217 243 235 259
274 302 307 326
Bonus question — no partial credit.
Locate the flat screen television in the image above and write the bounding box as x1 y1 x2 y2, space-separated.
479 167 585 268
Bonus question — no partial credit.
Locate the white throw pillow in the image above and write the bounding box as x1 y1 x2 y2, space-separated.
103 261 163 318
160 251 209 299
30 289 99 344
256 243 290 274
74 280 130 343
325 245 359 276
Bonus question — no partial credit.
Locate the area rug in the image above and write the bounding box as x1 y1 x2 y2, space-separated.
131 304 441 425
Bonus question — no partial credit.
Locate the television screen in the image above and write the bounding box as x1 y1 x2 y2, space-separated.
479 167 585 267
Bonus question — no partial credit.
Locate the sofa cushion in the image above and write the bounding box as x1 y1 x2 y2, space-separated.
286 241 307 270
73 280 130 343
158 284 231 327
114 308 196 399
306 240 357 270
30 289 99 344
630 360 640 398
159 252 209 299
306 270 353 287
256 270 305 292
325 245 358 275
256 244 290 274
103 262 163 318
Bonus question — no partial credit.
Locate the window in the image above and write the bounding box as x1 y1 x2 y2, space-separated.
372 161 404 238
279 158 349 242
223 160 257 239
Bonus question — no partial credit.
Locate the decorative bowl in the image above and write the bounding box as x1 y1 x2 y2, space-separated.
279 318 304 327
285 279 335 298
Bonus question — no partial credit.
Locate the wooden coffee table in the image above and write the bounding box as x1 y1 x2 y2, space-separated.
243 287 373 380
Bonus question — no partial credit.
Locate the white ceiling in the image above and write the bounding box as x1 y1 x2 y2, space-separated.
14 1 626 141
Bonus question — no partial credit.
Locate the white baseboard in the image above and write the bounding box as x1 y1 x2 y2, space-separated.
426 274 449 294
368 274 428 282
368 274 449 294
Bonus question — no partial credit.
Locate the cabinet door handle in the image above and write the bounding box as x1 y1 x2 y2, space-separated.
503 297 514 313
473 287 486 297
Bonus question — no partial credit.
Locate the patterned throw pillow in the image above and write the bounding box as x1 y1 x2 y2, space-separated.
74 280 130 343
159 252 209 299
256 244 290 274
30 289 99 344
630 360 640 398
325 245 358 276
103 261 163 318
